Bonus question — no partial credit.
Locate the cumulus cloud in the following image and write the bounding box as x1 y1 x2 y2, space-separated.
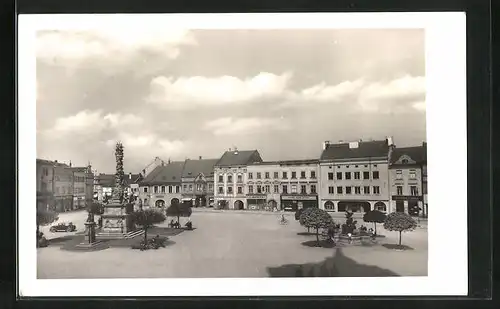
36 28 197 73
147 72 293 110
204 117 291 136
148 72 425 114
45 110 144 136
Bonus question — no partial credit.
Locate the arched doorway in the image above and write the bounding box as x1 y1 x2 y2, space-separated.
338 201 371 213
171 198 180 206
324 201 335 211
234 200 244 210
374 201 387 212
155 200 165 208
267 200 277 211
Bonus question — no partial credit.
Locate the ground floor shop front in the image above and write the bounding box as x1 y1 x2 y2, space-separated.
320 199 390 213
181 195 215 208
390 195 424 216
214 195 281 211
281 195 318 212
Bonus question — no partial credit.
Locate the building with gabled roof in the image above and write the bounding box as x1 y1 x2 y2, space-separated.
181 157 219 207
389 144 427 215
319 138 394 214
138 161 185 208
213 148 263 209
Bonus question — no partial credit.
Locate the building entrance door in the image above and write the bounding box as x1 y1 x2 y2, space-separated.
396 200 405 212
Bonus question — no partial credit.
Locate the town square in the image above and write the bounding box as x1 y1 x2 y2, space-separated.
34 26 429 280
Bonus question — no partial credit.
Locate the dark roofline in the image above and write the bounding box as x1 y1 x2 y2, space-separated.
214 149 261 167
320 156 389 162
249 159 319 166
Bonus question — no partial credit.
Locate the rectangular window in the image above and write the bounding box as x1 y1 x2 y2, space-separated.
364 186 370 194
228 186 233 194
248 185 254 194
274 172 279 179
265 185 271 193
218 175 224 182
189 184 193 191
218 187 224 194
300 171 306 179
397 186 403 195
248 173 253 179
144 187 148 193
257 185 262 193
345 186 352 194
409 170 417 179
337 186 343 194
345 172 351 180
354 172 360 180
300 185 306 194
328 173 334 180
336 172 342 180
291 185 297 193
208 183 213 191
265 172 270 179
291 172 297 179
168 186 173 193
354 186 361 194
256 172 261 179
310 185 316 194
274 185 279 193
237 174 243 183
396 170 403 179
410 186 418 195
374 186 380 194
228 175 233 183
282 172 288 179
282 185 288 193
176 186 180 193
373 171 380 179
237 186 243 194
328 186 334 194
311 171 316 179
154 186 158 193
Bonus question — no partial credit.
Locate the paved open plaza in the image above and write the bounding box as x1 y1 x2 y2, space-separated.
37 210 428 279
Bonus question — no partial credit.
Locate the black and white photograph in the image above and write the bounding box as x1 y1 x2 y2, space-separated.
18 13 468 297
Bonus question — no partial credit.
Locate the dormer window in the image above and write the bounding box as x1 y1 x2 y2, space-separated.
402 159 409 164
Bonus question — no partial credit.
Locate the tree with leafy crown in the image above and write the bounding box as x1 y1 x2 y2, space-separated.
166 201 192 225
129 208 166 245
299 207 334 246
363 210 387 235
383 212 417 246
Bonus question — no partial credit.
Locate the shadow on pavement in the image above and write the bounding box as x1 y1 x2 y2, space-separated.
297 232 315 236
382 244 415 251
301 240 337 248
267 248 400 277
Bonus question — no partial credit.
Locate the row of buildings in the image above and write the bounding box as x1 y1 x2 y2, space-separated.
36 137 427 216
36 159 94 212
133 137 428 216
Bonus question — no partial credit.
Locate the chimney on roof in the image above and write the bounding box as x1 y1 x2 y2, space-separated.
168 158 171 164
129 172 132 180
199 156 202 160
349 141 359 149
54 160 58 163
323 141 330 150
69 160 72 167
234 147 238 155
386 136 394 146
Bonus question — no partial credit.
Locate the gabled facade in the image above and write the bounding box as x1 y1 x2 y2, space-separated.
319 138 394 213
181 157 218 207
389 145 426 215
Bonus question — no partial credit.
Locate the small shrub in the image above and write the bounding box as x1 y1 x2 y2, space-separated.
131 235 168 251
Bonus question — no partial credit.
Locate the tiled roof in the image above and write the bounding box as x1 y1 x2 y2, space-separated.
250 159 319 166
140 161 185 185
123 174 143 186
96 174 115 187
320 140 390 161
215 150 263 167
390 146 426 165
36 159 69 167
182 158 219 178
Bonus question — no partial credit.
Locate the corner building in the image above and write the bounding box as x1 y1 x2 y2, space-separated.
138 161 184 208
319 138 393 213
213 149 263 210
388 145 426 215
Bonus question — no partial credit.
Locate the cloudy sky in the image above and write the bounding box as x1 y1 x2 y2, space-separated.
36 28 426 173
